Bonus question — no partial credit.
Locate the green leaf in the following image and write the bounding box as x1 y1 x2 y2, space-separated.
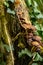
10 0 14 3
25 0 32 7
7 8 15 15
34 31 39 36
0 61 6 65
4 2 9 7
32 63 39 65
7 0 14 3
33 52 43 61
34 1 38 8
34 22 41 31
4 44 14 52
36 13 43 19
18 48 32 58
4 44 10 52
28 0 32 6
0 53 3 58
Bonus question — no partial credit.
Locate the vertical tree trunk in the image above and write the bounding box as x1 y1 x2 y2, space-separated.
0 0 14 65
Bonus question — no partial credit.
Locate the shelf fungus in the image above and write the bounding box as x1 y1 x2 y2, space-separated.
14 0 43 53
0 0 43 65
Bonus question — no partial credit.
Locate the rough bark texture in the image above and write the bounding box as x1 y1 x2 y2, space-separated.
14 0 43 52
0 0 14 65
0 0 43 65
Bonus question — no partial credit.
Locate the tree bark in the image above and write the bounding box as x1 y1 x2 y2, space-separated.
0 0 14 65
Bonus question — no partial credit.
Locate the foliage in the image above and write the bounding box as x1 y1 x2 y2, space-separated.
0 61 6 65
4 0 15 15
34 22 43 39
32 52 43 61
7 8 15 15
18 48 32 58
18 48 43 62
0 0 43 65
17 0 43 65
7 0 14 3
25 0 43 40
